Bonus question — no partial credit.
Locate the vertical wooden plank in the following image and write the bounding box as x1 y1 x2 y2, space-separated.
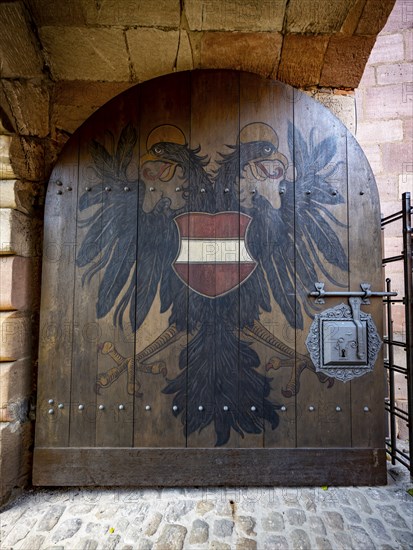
188 70 240 448
294 93 351 448
347 135 385 449
93 90 140 447
35 137 79 447
239 75 297 448
133 73 191 448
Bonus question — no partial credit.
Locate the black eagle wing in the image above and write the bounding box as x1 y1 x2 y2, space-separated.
76 124 167 333
258 123 348 329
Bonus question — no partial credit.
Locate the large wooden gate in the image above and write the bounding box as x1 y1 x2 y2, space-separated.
33 71 386 486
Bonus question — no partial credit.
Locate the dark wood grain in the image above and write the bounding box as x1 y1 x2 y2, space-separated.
35 136 79 447
33 447 387 486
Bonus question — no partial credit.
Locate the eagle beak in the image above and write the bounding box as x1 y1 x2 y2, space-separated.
249 151 288 181
140 153 178 182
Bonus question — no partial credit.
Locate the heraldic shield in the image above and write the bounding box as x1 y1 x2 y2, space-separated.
33 70 386 487
173 212 257 298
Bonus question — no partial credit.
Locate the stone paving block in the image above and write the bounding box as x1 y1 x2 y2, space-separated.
342 506 362 524
263 534 289 549
308 515 326 535
366 517 391 541
236 515 256 536
51 518 82 543
185 0 286 31
323 511 344 531
37 504 66 532
291 528 311 550
236 537 257 550
164 499 195 522
262 511 285 532
126 28 179 82
210 542 231 550
20 534 46 549
39 27 130 81
350 490 373 514
349 525 375 548
144 511 162 536
153 524 187 550
201 32 282 78
196 500 214 515
2 516 37 547
0 3 43 78
189 518 209 544
214 518 234 538
377 504 408 528
286 507 307 526
333 530 354 550
315 537 333 550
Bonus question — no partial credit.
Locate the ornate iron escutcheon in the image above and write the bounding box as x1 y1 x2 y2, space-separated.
306 289 384 382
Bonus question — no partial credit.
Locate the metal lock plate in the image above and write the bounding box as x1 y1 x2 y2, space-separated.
322 320 368 366
305 302 382 382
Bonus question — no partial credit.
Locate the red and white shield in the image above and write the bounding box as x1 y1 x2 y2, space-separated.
173 212 257 298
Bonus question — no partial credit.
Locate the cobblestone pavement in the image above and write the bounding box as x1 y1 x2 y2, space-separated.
1 463 412 550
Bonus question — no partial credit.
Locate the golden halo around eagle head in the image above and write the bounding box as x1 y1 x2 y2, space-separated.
239 122 288 168
141 125 187 182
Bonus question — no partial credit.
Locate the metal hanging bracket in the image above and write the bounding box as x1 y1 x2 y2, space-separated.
309 282 397 305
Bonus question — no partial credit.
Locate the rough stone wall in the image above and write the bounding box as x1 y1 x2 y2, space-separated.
0 118 41 505
355 0 413 439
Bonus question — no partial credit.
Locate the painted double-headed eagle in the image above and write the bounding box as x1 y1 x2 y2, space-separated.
76 121 347 446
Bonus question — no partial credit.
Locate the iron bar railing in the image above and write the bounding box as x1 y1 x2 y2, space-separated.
382 191 412 477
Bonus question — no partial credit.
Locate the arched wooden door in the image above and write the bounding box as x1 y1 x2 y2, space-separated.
33 71 386 486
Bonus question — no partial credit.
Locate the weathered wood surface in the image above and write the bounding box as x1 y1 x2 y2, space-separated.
34 70 386 485
33 447 387 486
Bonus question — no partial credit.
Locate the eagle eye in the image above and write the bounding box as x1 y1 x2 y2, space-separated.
263 145 273 155
153 145 164 156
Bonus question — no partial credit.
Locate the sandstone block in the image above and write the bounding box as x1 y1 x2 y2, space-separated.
176 31 194 72
358 144 383 175
376 63 413 86
9 136 47 181
363 84 413 120
0 136 16 180
311 92 356 134
358 65 377 88
2 80 51 138
54 81 133 108
0 420 33 506
399 173 413 197
381 142 413 174
355 0 397 36
39 27 130 81
185 0 286 32
127 29 179 82
357 120 403 143
0 208 42 257
0 311 31 361
368 34 405 65
201 32 282 78
0 180 40 214
320 36 376 88
0 3 43 78
277 35 328 87
0 255 40 311
406 29 413 62
286 0 357 33
83 0 181 27
0 358 31 422
0 86 16 135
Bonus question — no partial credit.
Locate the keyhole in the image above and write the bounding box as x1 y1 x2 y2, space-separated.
341 349 346 358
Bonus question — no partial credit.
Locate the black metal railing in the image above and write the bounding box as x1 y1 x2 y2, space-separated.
381 192 412 476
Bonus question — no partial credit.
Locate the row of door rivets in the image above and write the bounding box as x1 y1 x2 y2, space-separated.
47 401 371 413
